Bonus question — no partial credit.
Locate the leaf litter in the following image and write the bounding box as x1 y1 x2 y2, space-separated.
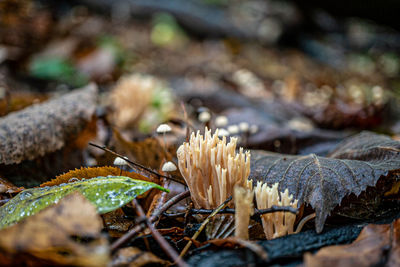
0 192 109 267
2 1 400 266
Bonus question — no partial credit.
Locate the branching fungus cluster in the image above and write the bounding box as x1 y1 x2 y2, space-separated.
255 182 298 240
177 128 251 209
177 128 299 240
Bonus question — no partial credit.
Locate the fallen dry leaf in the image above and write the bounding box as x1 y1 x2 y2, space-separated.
0 192 109 267
250 131 400 233
40 166 151 187
114 131 177 171
111 247 169 267
0 83 98 165
0 177 22 194
304 218 400 267
0 91 48 117
102 208 134 238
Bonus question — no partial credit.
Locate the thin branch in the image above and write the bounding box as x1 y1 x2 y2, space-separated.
89 142 185 185
152 191 191 219
179 196 233 259
163 205 298 219
133 199 189 267
294 213 316 234
180 101 191 143
111 190 190 252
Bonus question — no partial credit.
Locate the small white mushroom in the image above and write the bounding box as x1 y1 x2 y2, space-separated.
227 125 240 135
86 157 97 167
239 122 249 132
198 111 211 122
162 161 177 172
215 116 228 127
156 123 172 133
287 118 314 132
249 124 259 134
217 128 230 137
113 156 129 166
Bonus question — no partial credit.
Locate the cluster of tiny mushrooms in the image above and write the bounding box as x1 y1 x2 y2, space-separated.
114 117 299 240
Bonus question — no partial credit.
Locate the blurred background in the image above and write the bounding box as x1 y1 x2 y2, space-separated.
1 0 400 156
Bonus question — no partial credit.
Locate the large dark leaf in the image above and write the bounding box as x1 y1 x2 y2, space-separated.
249 131 400 233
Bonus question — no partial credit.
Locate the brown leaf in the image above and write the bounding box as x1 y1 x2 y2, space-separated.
250 131 400 233
102 209 134 238
0 192 109 266
76 46 117 81
157 227 185 243
0 177 22 194
40 166 151 187
114 130 175 170
0 91 48 117
111 247 169 267
0 83 98 165
304 218 400 267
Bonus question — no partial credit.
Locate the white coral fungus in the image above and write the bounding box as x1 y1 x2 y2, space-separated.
234 186 254 240
255 182 298 240
177 128 251 209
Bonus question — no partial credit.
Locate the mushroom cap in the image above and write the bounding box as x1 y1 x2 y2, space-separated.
156 123 172 133
113 156 128 166
217 128 230 137
162 161 177 172
227 125 240 135
198 111 211 122
215 116 228 127
239 122 249 132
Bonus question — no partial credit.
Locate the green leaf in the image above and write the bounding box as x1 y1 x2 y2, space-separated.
29 57 88 87
0 176 168 229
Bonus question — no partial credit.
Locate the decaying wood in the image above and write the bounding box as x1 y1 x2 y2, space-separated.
0 83 98 165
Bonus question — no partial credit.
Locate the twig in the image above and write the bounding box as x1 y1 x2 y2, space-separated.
294 213 316 234
179 196 233 259
133 199 189 267
180 101 191 143
163 205 298 218
89 142 184 185
111 190 190 251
